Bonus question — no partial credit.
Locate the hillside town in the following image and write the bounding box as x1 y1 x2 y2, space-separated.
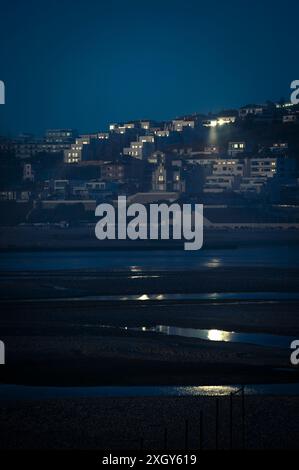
1 98 299 227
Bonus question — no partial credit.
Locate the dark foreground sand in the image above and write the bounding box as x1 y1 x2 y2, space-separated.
1 395 299 449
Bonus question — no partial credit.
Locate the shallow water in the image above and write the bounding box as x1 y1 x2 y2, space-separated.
105 325 296 349
0 245 296 271
0 383 299 401
60 292 299 302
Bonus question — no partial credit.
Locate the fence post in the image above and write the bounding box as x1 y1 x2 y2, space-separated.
199 410 203 451
215 398 219 450
241 386 245 449
164 428 168 450
230 392 233 449
185 419 189 450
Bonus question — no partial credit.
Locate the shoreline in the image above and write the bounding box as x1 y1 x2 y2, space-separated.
1 226 299 252
0 267 298 300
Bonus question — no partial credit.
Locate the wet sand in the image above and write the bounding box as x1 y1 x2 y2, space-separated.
1 295 298 386
0 266 298 300
0 259 298 449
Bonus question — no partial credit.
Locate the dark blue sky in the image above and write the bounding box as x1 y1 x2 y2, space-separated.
0 0 298 136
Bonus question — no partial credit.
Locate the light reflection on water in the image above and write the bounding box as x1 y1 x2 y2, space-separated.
99 324 295 349
1 383 299 401
204 257 222 268
53 292 299 302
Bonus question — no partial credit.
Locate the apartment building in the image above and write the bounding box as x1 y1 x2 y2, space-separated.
45 129 77 143
101 163 125 181
204 175 237 193
212 159 245 177
109 123 135 133
283 114 298 123
239 105 265 119
172 120 195 132
237 177 267 194
228 142 246 156
250 158 277 178
64 136 93 163
123 136 155 160
269 143 288 153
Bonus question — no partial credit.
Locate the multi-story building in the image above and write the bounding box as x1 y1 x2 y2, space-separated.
109 123 135 133
204 145 219 155
269 143 288 153
217 115 236 125
72 180 116 200
8 130 77 159
123 136 155 160
250 158 277 178
14 140 74 159
140 121 154 130
154 130 170 138
228 142 246 156
101 162 125 182
239 105 265 119
172 119 195 132
204 175 238 193
212 159 245 177
203 116 236 127
283 114 298 123
237 177 267 194
98 133 109 140
63 134 110 163
45 129 77 143
64 136 93 163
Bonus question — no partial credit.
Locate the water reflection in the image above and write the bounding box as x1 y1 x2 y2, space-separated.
130 266 142 272
1 383 299 401
58 292 299 302
207 329 232 342
115 325 294 349
138 294 150 301
204 257 223 268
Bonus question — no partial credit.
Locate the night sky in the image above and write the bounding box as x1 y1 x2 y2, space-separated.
0 0 298 136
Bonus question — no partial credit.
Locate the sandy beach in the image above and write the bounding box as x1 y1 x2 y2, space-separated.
0 242 298 449
1 280 298 386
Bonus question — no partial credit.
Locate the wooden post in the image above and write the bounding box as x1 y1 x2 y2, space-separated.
230 392 233 449
215 398 219 450
241 386 245 449
199 410 203 451
164 428 168 450
185 419 189 450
